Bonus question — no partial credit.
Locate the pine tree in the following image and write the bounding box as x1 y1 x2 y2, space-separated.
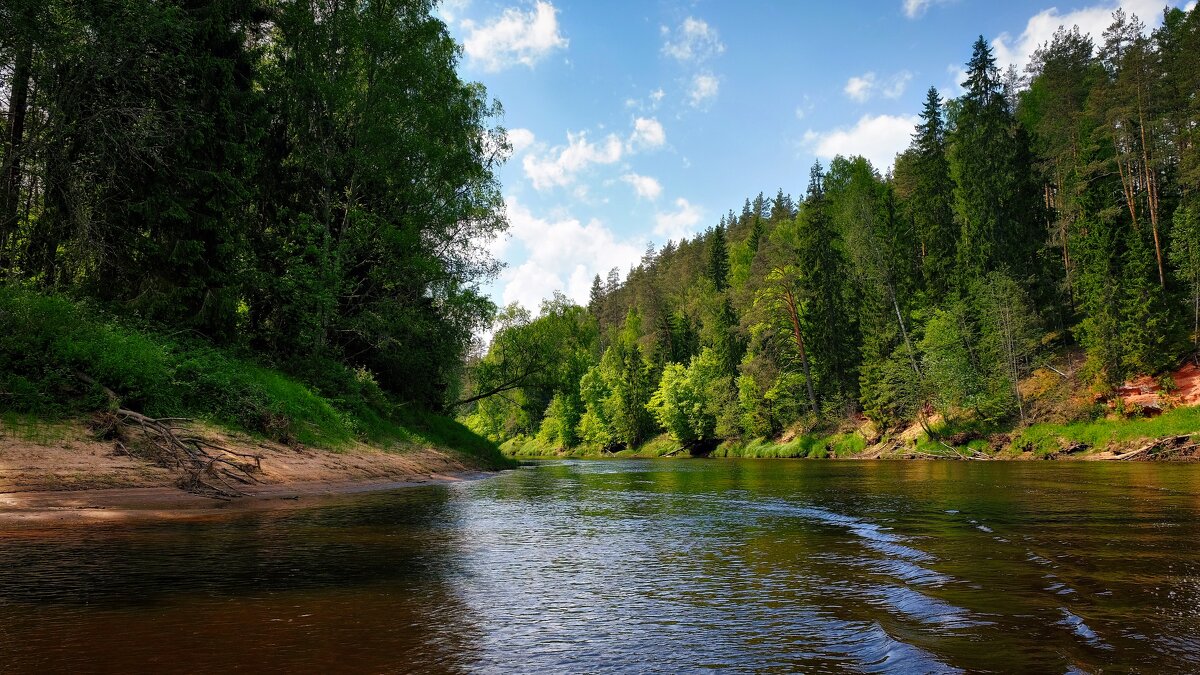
707 224 731 292
588 274 605 316
909 87 957 299
951 37 1044 285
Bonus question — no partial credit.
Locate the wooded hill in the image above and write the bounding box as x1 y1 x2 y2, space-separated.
463 8 1200 455
0 0 508 425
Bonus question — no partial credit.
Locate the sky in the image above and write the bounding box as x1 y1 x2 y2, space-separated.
438 0 1195 314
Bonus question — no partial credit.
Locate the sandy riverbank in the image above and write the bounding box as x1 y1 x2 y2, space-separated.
0 422 496 526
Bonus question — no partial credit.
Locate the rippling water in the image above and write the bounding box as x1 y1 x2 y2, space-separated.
2 460 1200 673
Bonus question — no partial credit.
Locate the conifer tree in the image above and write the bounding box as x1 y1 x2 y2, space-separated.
908 87 957 299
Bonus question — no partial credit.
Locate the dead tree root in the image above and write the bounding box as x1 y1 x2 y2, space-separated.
79 373 263 498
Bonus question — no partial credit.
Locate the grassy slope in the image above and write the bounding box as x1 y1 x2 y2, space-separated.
0 288 513 470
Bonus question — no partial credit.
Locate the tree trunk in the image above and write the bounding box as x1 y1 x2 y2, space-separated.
0 44 32 267
889 282 921 377
783 287 818 416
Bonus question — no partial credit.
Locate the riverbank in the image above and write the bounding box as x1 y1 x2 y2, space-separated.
500 402 1200 462
0 419 500 525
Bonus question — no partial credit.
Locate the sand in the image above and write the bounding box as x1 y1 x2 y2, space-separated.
0 422 493 526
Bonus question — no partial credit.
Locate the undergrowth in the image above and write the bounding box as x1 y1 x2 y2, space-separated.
0 287 512 469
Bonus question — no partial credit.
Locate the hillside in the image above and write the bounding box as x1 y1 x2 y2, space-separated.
460 15 1200 460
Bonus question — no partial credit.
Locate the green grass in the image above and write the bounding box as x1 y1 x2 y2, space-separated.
500 433 686 459
500 431 869 460
1011 405 1200 457
711 432 868 459
0 287 513 469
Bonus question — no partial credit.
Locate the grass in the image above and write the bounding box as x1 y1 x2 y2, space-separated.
712 432 868 459
0 287 513 469
500 430 869 460
1011 405 1200 457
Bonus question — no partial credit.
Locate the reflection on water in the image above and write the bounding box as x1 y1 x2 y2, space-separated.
2 460 1200 673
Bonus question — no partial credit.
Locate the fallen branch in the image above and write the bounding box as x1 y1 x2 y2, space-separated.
1109 435 1198 461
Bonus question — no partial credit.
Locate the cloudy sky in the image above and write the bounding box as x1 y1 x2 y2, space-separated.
440 0 1193 313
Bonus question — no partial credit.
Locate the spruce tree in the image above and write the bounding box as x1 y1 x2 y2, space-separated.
909 87 957 299
707 224 731 292
951 37 1044 285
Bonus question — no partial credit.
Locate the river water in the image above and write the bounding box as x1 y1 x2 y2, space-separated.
1 459 1199 673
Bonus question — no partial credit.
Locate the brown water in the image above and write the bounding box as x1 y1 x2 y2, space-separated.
2 460 1199 673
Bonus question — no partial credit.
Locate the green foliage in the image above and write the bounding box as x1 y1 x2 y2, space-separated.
0 0 506 412
537 393 581 449
0 287 511 467
647 348 725 443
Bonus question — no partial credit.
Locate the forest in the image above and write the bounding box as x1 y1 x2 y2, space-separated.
0 0 511 446
463 7 1200 457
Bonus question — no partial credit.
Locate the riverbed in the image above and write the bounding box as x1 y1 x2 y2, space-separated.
2 459 1198 673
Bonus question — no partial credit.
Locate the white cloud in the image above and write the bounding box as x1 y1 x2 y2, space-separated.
882 71 913 98
506 128 536 154
844 74 876 102
621 173 663 200
522 131 623 190
655 198 704 240
844 71 912 102
462 1 567 72
689 72 720 107
903 0 953 19
500 198 642 309
661 17 725 62
629 117 666 150
438 0 472 23
624 88 667 112
803 113 921 171
991 0 1167 71
1186 0 1196 11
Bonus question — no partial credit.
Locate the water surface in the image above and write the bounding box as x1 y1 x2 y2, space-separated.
2 460 1199 673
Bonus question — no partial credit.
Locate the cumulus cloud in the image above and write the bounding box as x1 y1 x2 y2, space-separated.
506 128 536 154
629 117 666 150
689 72 720 107
903 0 954 19
844 71 912 102
462 1 567 72
803 113 921 171
991 0 1167 70
621 173 663 200
522 132 623 190
500 198 643 309
661 17 725 62
521 115 667 191
655 198 704 240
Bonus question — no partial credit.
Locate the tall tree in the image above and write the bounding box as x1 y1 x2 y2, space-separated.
950 37 1044 285
906 87 957 299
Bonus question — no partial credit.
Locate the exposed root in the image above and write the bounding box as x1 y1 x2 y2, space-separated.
78 372 262 498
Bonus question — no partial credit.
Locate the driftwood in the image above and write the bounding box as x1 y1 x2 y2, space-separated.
79 373 262 498
1108 435 1200 462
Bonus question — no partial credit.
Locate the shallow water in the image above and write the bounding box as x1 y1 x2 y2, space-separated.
2 460 1199 673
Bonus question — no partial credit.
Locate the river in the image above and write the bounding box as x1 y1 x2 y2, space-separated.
1 459 1199 673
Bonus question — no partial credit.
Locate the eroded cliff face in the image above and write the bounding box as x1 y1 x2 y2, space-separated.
1112 362 1200 413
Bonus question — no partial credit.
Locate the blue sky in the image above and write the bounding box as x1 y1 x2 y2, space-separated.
439 0 1193 312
